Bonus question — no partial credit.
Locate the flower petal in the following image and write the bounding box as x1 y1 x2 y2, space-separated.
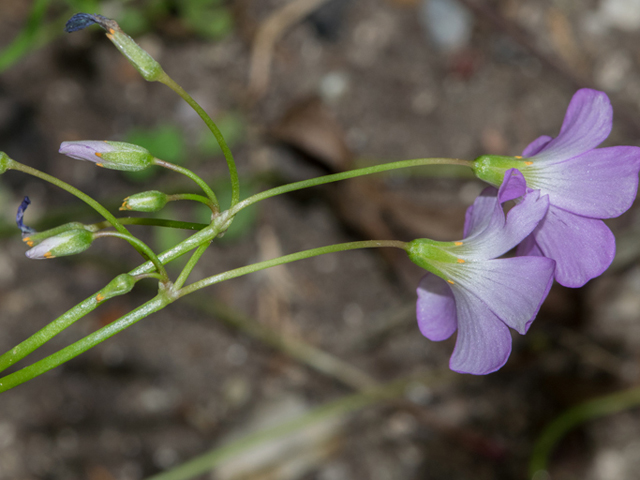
522 135 552 157
516 233 544 257
449 288 512 375
459 189 549 261
525 146 640 218
530 205 615 287
451 257 555 334
529 89 612 164
463 186 497 238
417 274 457 341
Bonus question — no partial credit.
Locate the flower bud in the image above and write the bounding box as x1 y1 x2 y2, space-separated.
25 229 94 259
22 222 86 248
65 13 164 81
59 141 154 171
120 190 169 212
96 274 137 303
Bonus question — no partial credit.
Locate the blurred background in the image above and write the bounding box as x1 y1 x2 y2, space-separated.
1 0 640 479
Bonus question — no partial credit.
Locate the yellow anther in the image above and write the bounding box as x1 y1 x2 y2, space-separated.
457 259 465 263
22 237 30 243
447 280 455 285
454 241 463 246
96 293 105 302
44 252 54 259
95 152 103 157
515 156 522 159
525 161 533 165
119 201 130 211
96 163 104 167
26 241 34 247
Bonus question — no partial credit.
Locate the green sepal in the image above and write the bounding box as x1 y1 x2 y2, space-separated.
0 152 11 174
96 274 137 303
472 155 531 188
25 229 94 259
100 141 155 171
22 222 87 248
120 190 169 212
407 238 460 280
104 20 164 81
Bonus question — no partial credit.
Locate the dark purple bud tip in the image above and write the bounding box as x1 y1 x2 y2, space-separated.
16 196 35 236
64 13 112 33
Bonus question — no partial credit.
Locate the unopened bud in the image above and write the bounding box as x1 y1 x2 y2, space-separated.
96 274 137 302
25 229 94 259
59 140 154 172
22 222 86 248
65 13 164 81
120 190 169 212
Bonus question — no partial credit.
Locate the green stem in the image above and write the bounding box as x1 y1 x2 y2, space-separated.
91 217 208 232
8 159 130 236
128 211 232 277
178 240 408 297
154 158 220 211
0 295 170 393
529 385 640 477
156 72 240 207
230 157 472 215
174 243 210 290
168 193 215 210
94 231 169 282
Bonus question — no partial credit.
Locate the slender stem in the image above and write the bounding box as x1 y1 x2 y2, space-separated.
174 243 209 290
0 295 170 393
94 231 169 282
154 158 220 211
128 211 232 277
178 240 408 297
229 157 472 216
8 159 130 236
156 72 240 207
529 385 640 477
168 193 215 210
91 217 208 232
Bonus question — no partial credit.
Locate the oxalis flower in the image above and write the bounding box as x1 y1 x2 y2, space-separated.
473 89 640 287
407 170 555 375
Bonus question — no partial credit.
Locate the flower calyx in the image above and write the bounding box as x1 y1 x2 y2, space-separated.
64 13 164 82
120 190 169 212
472 154 532 188
25 228 94 259
96 274 137 303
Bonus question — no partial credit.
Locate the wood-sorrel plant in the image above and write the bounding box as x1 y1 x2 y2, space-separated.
1 13 639 391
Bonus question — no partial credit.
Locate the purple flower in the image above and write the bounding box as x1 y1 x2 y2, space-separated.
474 89 640 287
408 170 555 374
